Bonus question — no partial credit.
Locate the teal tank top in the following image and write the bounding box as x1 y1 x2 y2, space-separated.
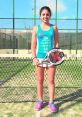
36 24 55 58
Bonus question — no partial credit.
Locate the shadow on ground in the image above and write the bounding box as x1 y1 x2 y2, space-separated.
45 88 82 117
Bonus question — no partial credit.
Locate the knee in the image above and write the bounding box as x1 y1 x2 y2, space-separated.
48 78 54 85
36 77 44 84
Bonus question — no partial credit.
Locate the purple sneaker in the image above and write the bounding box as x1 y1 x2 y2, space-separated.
48 101 58 112
35 100 44 111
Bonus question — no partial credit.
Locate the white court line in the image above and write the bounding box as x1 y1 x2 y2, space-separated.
35 111 41 117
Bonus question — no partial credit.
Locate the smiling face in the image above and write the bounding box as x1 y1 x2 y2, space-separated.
40 9 51 24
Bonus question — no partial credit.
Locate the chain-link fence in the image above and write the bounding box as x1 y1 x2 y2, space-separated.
0 53 82 102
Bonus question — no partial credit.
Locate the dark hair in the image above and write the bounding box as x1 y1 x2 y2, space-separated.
40 6 51 17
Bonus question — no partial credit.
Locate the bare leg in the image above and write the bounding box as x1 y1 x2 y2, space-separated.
47 66 56 101
35 66 45 101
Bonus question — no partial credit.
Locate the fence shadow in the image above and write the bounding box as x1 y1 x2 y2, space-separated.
45 88 82 117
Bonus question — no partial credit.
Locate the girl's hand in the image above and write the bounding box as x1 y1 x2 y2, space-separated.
33 58 40 66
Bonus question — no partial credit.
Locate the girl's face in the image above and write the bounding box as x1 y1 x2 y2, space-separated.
40 9 51 24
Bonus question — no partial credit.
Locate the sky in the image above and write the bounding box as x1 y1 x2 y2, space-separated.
0 0 82 30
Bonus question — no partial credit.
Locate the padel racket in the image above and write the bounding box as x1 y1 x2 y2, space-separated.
38 48 64 67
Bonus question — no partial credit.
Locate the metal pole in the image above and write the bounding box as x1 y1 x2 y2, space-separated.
13 0 15 54
32 8 34 26
76 0 78 55
34 0 36 25
55 0 57 25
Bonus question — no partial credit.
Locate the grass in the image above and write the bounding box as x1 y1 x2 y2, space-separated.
0 101 82 117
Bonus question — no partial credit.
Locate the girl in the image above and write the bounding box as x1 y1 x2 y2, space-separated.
31 6 59 112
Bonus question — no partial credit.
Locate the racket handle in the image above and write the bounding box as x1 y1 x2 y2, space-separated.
53 47 60 49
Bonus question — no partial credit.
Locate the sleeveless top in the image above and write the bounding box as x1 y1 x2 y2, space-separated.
36 24 55 58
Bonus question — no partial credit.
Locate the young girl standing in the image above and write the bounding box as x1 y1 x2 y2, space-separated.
31 6 59 112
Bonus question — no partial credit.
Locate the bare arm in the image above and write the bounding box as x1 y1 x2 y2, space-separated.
54 26 59 48
31 26 37 58
31 26 39 65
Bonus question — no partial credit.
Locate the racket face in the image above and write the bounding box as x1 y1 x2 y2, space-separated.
49 50 64 63
38 49 64 67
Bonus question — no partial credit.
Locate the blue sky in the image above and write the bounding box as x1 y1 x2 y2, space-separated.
0 0 82 30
